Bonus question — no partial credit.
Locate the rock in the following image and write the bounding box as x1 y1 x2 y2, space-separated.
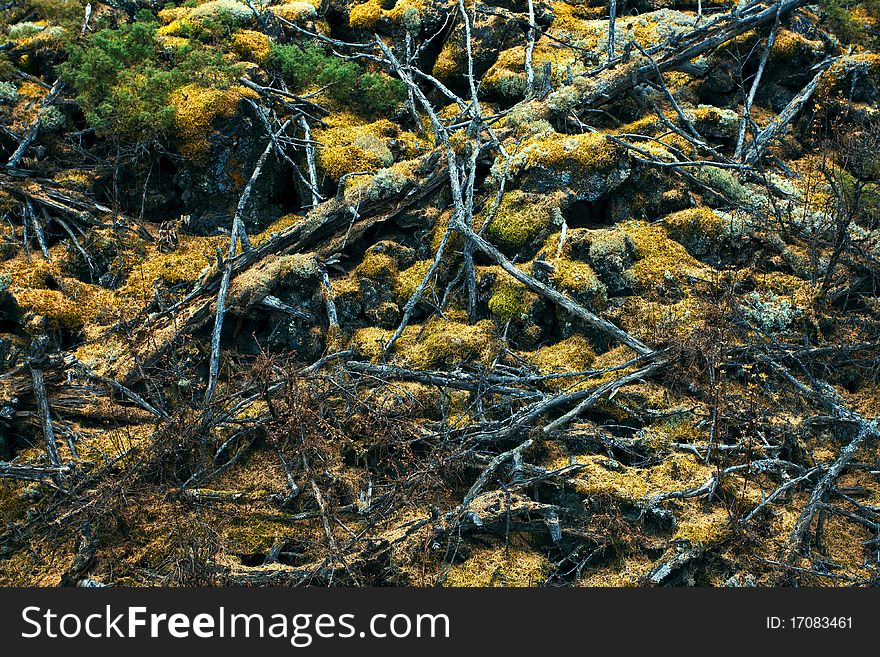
173 102 299 236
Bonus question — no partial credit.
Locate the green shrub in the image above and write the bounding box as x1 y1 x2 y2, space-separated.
820 0 880 46
26 0 84 26
59 12 242 142
269 43 407 115
60 15 174 140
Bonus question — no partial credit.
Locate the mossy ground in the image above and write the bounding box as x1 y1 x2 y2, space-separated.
0 0 877 588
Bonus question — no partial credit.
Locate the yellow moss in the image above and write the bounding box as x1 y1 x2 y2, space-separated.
221 516 290 554
356 251 398 280
752 271 813 309
552 258 605 302
621 220 708 291
252 213 305 246
616 296 702 343
483 29 597 98
348 0 382 27
0 546 74 586
157 18 188 37
314 116 419 182
443 547 551 587
658 416 706 443
485 10 698 99
55 169 95 191
230 255 317 310
9 81 48 130
395 259 434 302
74 332 127 370
408 317 499 369
158 6 193 23
16 24 67 50
0 481 27 523
818 53 880 99
351 316 500 369
770 29 823 60
14 288 84 332
342 158 421 205
520 130 620 173
118 235 223 305
350 326 393 361
555 452 714 502
432 40 460 78
820 513 871 567
158 34 191 50
349 0 427 29
76 422 155 467
230 29 272 64
169 83 257 159
674 507 731 545
270 1 319 21
578 554 653 587
611 115 664 137
550 1 600 33
528 335 597 381
0 254 60 289
662 207 722 240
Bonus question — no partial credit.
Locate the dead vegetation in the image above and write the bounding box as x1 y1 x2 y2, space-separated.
0 0 879 587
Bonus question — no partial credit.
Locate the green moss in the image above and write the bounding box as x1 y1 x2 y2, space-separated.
488 277 527 321
59 13 246 143
692 167 750 203
485 191 560 252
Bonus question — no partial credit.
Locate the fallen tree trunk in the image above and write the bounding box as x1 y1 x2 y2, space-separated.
0 462 70 481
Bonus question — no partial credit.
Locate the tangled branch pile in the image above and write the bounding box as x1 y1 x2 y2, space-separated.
0 0 879 587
